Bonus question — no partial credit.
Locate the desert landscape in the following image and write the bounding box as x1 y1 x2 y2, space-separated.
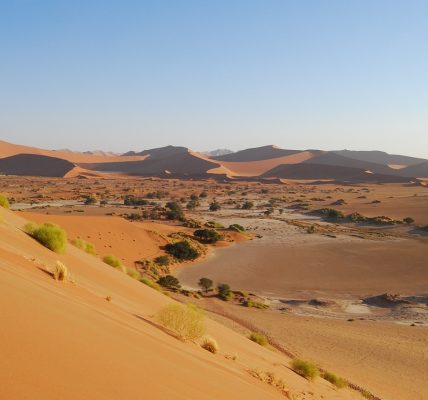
0 139 427 400
2 3 428 399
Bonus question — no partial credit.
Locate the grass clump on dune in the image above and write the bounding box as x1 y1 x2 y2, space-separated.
52 261 69 282
140 277 161 291
200 336 219 354
126 267 141 280
24 222 67 253
249 332 268 346
0 194 10 209
321 371 347 388
71 238 96 255
291 359 319 380
157 303 206 340
103 254 123 269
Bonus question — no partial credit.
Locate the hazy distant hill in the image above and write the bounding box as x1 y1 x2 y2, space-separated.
212 145 301 162
334 150 426 166
204 149 234 157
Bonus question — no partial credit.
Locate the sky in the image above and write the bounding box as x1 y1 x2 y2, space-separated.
1 0 427 157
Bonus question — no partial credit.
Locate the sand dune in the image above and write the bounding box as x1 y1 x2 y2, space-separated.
0 207 362 400
0 153 76 177
212 145 303 162
0 139 144 163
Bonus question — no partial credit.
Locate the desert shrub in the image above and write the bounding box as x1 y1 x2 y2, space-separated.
244 300 269 310
249 332 268 346
321 371 347 388
0 194 10 209
241 201 254 210
198 277 213 293
165 201 185 221
205 221 224 229
186 199 200 210
194 228 221 243
140 277 161 291
84 195 97 205
154 255 170 266
52 261 69 281
321 208 344 219
217 283 233 301
403 217 414 224
228 223 245 232
165 241 200 261
71 238 96 255
156 303 206 340
201 336 219 354
102 255 123 270
126 267 141 280
209 201 221 211
199 191 208 198
123 195 148 206
25 222 67 253
157 275 181 289
291 359 319 380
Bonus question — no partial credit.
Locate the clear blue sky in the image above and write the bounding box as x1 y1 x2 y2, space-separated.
1 0 427 157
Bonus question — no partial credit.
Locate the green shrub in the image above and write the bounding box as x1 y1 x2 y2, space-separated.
194 228 221 243
24 222 67 253
217 283 233 301
321 371 347 388
249 332 268 346
71 238 96 255
157 275 181 289
126 267 141 280
241 201 254 210
244 300 269 309
209 201 221 211
154 255 170 266
228 223 245 232
291 359 319 380
165 240 200 261
165 201 185 221
0 194 10 209
140 277 161 291
102 255 123 270
156 303 206 340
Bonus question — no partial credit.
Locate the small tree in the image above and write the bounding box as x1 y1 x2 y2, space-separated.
158 275 181 289
241 201 254 210
165 241 200 261
84 195 97 205
198 277 213 293
165 201 185 221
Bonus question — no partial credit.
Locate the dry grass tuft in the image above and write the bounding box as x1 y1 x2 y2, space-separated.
200 336 219 354
52 261 69 282
156 303 206 341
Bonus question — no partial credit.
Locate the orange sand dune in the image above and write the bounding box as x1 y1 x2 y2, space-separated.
0 208 361 400
0 139 146 163
19 213 184 266
207 151 315 176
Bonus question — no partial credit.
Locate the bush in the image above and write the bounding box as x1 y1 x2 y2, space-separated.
165 201 185 221
291 359 319 380
123 195 148 206
249 332 268 346
201 336 219 354
244 300 269 310
156 303 206 340
241 201 254 210
102 255 123 270
403 217 414 224
228 223 245 232
322 371 347 388
126 267 141 280
209 201 221 211
140 277 161 291
165 241 200 261
0 194 10 209
217 283 233 301
52 261 69 281
25 222 67 253
71 238 96 255
84 195 97 205
154 255 170 266
198 277 213 293
194 228 221 243
158 275 181 289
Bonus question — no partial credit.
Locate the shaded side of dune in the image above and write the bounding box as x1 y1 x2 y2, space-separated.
262 163 414 183
212 145 304 162
80 151 221 176
0 153 75 177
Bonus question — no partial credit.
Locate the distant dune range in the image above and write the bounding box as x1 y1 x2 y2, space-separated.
0 140 427 182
